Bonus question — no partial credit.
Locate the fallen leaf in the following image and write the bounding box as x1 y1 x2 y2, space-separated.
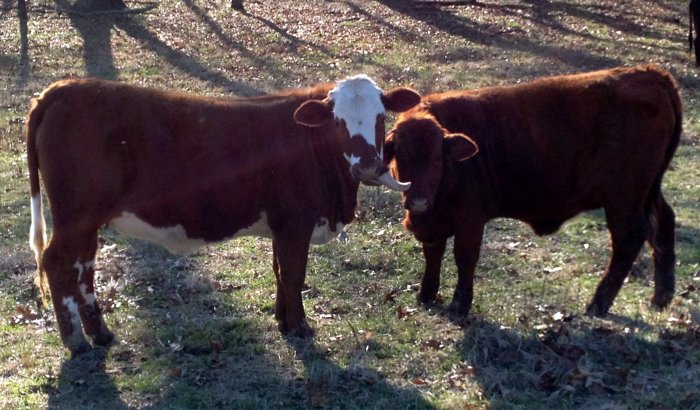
167 367 182 378
411 377 428 385
396 305 417 319
421 339 444 350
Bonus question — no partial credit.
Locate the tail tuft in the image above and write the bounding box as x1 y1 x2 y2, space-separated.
29 194 49 307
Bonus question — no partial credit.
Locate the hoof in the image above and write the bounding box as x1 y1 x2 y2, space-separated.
446 300 470 321
417 291 438 307
650 291 673 311
280 319 315 339
585 302 609 317
69 341 93 359
92 330 116 347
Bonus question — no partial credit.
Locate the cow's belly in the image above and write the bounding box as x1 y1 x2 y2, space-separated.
108 212 343 254
310 218 345 245
109 211 274 255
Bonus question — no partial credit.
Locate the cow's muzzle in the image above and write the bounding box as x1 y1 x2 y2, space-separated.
352 163 411 192
406 197 429 214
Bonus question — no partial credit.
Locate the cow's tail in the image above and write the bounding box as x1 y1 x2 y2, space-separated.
26 96 50 307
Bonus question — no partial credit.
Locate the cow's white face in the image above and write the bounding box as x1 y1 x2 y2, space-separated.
329 75 386 169
294 75 422 192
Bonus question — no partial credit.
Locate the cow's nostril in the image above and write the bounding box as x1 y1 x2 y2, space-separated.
410 198 428 213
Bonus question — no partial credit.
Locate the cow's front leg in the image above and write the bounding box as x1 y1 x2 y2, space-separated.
417 239 447 306
272 232 314 338
448 225 484 318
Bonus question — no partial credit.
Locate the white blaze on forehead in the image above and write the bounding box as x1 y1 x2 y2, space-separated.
330 75 385 163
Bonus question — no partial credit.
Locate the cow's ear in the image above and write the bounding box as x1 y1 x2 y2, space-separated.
444 133 479 162
294 99 334 127
381 88 421 113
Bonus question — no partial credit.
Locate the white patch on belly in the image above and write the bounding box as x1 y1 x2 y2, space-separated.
109 212 207 255
233 212 273 239
109 212 275 255
310 218 345 245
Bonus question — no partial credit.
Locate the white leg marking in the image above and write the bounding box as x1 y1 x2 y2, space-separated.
74 260 85 282
62 296 83 339
79 284 96 305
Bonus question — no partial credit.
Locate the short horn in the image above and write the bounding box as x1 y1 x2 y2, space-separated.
376 172 411 192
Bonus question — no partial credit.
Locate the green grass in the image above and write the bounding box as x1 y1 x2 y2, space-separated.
1 0 700 408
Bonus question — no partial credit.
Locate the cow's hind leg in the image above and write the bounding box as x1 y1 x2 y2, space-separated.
586 209 648 316
43 233 93 355
647 193 676 310
76 260 115 347
43 230 114 355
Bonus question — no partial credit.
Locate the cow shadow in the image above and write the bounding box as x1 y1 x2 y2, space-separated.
458 315 700 407
45 235 433 408
46 348 130 409
285 336 435 409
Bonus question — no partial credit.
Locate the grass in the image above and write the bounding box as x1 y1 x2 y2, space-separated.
1 0 700 408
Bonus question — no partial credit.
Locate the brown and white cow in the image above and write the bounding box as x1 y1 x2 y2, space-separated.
27 76 420 355
385 65 681 320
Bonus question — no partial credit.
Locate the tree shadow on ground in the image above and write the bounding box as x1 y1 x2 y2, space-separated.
53 0 261 95
376 0 674 70
2 0 30 87
459 314 700 408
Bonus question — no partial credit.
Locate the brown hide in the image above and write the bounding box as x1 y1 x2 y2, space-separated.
27 78 419 355
386 65 682 319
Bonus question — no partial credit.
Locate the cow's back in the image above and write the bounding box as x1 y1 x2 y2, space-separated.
422 65 681 226
30 79 344 241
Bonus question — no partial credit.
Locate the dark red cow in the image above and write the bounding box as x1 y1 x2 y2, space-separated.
27 76 420 355
385 65 681 319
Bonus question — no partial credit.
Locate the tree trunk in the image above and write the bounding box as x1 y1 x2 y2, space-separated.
72 0 126 11
231 0 244 11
